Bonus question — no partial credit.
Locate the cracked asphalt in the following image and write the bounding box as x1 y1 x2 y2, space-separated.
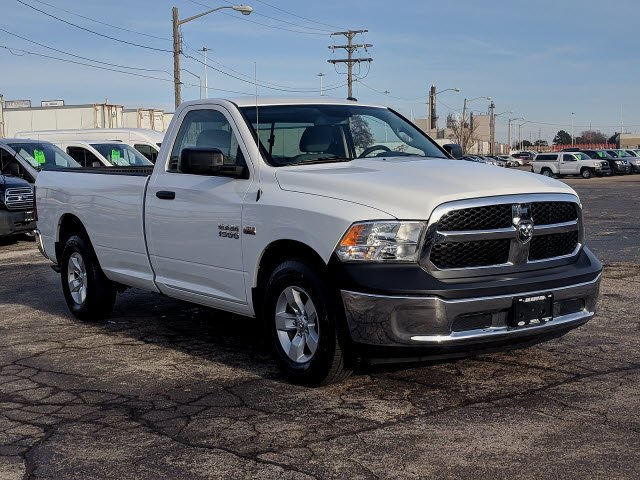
1 174 639 479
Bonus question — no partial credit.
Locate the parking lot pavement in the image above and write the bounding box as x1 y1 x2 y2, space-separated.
0 176 639 479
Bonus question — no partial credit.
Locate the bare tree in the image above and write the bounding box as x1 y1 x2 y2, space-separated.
447 112 479 154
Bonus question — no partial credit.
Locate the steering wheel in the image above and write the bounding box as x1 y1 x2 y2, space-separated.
359 145 391 158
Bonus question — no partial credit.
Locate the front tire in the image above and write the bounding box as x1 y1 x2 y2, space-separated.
581 167 593 179
541 168 554 177
264 260 351 386
60 235 116 321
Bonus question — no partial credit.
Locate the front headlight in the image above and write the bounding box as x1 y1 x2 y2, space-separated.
615 160 623 165
335 221 425 262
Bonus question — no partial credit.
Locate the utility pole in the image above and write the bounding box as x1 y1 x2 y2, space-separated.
488 101 495 155
571 112 575 146
172 7 181 109
317 73 325 96
429 84 436 133
200 47 210 98
328 30 372 99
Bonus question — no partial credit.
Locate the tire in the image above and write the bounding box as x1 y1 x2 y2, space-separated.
541 168 554 177
60 234 116 321
581 168 593 179
264 260 351 386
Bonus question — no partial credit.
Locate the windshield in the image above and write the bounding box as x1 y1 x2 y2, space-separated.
239 104 447 167
574 152 590 160
91 143 153 166
8 142 80 170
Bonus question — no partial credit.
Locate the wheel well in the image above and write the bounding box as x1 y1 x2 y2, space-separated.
252 240 327 315
55 214 89 263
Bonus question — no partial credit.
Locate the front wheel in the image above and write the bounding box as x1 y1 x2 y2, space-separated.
541 168 554 177
264 260 351 386
60 235 117 321
581 168 593 179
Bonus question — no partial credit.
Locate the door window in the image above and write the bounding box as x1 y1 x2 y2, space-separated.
66 146 102 167
563 154 577 162
134 144 158 163
169 109 246 173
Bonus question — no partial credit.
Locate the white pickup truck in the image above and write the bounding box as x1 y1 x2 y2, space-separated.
532 152 611 178
35 98 602 385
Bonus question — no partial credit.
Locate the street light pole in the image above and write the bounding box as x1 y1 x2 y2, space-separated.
507 117 524 153
571 112 575 146
317 73 325 96
200 47 210 98
172 4 253 109
461 96 491 154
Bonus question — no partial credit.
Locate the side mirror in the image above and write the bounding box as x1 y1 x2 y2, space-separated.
443 143 463 159
180 147 248 179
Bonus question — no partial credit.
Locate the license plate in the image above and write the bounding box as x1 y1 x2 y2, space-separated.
510 293 553 328
24 211 34 222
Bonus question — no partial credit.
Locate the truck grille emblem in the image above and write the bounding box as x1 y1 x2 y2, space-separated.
512 204 534 244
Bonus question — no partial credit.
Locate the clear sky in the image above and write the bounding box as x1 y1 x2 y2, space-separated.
1 0 638 143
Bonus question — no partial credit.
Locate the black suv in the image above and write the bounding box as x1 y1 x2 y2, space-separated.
580 150 630 175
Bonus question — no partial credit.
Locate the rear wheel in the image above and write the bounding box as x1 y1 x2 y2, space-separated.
264 260 351 386
580 168 593 179
60 235 116 321
541 168 554 177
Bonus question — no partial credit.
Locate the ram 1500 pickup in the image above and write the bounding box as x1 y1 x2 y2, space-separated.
35 98 602 385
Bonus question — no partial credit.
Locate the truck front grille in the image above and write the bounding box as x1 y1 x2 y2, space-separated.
430 239 511 269
4 187 34 211
422 195 582 275
529 231 579 261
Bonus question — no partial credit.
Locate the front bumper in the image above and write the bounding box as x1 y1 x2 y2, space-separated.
337 247 602 350
612 164 631 174
0 209 36 238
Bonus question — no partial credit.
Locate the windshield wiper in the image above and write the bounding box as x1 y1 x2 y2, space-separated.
286 157 353 166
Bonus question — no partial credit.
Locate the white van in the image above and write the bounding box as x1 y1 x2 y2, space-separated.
15 129 164 163
54 140 153 168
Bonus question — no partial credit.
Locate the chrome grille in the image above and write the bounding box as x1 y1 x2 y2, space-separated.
422 194 583 276
4 187 34 211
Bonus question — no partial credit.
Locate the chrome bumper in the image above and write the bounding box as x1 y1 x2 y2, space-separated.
341 274 601 347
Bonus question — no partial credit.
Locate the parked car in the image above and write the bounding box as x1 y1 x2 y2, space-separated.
580 149 631 175
0 138 80 183
511 151 536 165
498 155 522 167
16 128 164 163
54 141 153 168
463 155 486 163
626 150 640 173
532 152 610 178
608 149 639 174
35 97 602 385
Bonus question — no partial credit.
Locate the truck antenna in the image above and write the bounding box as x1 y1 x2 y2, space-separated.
254 61 262 202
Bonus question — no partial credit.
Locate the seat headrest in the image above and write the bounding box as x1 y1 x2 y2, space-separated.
299 125 333 153
196 129 231 150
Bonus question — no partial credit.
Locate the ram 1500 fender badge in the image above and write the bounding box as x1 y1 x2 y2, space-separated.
218 224 240 239
243 226 256 235
512 203 534 244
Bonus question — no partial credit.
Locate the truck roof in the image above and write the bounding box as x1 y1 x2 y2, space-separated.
181 97 384 108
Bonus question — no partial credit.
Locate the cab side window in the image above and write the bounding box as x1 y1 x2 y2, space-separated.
66 147 101 167
0 147 34 182
169 109 246 173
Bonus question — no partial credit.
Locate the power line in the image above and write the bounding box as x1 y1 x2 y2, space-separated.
15 0 172 52
183 0 329 36
0 27 172 75
193 0 333 33
251 0 345 30
0 43 252 96
29 0 171 41
183 51 347 93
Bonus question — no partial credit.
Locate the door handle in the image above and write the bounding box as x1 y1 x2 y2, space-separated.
156 191 175 200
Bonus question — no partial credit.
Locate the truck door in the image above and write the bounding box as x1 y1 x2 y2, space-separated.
145 106 253 306
561 154 579 175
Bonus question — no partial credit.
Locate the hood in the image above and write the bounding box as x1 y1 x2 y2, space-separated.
275 157 577 219
0 174 32 190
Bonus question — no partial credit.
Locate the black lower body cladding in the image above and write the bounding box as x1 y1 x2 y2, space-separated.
0 210 36 238
329 247 602 353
